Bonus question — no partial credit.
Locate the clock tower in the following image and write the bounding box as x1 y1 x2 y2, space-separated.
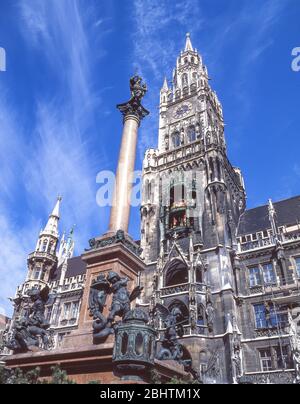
140 34 246 383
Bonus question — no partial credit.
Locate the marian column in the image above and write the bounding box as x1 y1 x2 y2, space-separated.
109 75 149 233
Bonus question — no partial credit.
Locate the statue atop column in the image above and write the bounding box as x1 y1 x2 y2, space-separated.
117 74 149 121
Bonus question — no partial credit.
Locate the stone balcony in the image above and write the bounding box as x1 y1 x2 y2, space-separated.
239 369 295 384
160 282 207 297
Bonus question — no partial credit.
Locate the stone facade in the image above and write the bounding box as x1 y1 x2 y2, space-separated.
3 34 300 384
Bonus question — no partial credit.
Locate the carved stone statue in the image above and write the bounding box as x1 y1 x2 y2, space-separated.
107 271 143 326
154 303 184 361
5 286 51 353
205 301 215 332
88 274 113 342
154 302 202 382
88 271 143 343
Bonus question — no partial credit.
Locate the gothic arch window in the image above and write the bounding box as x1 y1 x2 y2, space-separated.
192 72 197 83
196 266 203 283
165 259 188 286
209 158 214 182
33 265 42 280
172 132 181 148
216 158 222 181
187 125 196 143
182 73 188 87
191 57 195 64
197 304 205 326
184 57 188 64
48 240 54 254
168 299 189 325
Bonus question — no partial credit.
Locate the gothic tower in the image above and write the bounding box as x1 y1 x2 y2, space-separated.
140 34 246 383
21 197 62 295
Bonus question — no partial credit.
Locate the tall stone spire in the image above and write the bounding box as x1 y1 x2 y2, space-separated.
41 196 62 238
184 32 193 52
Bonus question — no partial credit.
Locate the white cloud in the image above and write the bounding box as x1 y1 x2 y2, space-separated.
0 0 110 314
132 0 204 157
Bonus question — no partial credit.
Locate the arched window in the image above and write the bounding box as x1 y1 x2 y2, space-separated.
187 126 196 142
182 73 188 87
33 265 42 280
168 300 189 326
196 266 203 283
165 259 188 286
172 132 181 148
42 240 47 252
197 305 205 326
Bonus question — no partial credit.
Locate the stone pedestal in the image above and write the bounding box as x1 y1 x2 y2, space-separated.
62 232 145 349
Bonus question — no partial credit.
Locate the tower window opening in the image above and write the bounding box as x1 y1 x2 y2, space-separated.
33 266 42 280
172 132 181 148
169 210 187 229
197 305 205 326
182 73 188 87
170 183 186 208
196 266 203 283
187 126 196 142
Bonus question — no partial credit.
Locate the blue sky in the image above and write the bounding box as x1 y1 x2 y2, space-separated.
0 0 299 316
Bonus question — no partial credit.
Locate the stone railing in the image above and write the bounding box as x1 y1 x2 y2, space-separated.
160 282 207 297
254 326 290 338
156 142 203 168
160 283 190 296
239 238 274 252
239 370 295 384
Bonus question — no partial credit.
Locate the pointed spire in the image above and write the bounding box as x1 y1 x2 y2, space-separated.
51 195 62 218
162 76 169 91
42 196 62 237
184 32 193 52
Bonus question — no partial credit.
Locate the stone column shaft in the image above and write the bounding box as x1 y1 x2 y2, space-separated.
109 115 139 233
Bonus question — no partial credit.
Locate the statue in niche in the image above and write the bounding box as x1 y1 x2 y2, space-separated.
205 301 215 332
5 286 51 353
154 302 202 383
88 271 143 343
154 303 185 361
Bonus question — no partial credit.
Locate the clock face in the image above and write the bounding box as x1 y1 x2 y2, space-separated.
173 103 192 119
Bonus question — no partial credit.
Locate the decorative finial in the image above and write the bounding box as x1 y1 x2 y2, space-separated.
184 32 193 52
